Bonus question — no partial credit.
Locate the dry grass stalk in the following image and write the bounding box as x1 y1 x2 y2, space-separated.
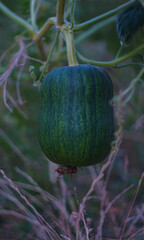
119 171 144 240
0 169 62 240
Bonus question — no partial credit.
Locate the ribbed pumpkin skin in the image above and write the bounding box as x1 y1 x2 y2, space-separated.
38 64 114 167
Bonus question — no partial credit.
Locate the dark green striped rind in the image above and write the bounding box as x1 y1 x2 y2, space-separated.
38 64 114 167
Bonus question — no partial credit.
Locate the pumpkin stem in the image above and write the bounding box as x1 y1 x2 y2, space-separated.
61 25 78 66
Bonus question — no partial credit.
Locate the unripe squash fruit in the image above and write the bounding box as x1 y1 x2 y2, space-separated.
38 64 114 167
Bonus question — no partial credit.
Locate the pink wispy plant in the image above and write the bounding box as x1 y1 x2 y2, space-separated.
0 37 34 112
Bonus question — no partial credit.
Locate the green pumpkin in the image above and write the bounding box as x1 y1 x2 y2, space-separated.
38 64 114 167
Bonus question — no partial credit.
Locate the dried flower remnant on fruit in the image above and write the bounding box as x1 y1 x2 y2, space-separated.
116 0 144 45
56 166 77 179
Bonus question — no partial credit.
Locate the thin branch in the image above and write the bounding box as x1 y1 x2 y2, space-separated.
127 227 144 240
15 168 69 219
23 54 44 64
126 204 144 237
60 234 72 240
0 128 29 165
119 172 144 240
0 209 55 240
105 185 134 215
0 1 35 36
0 210 41 226
0 169 62 240
16 52 27 104
121 67 144 98
80 174 104 212
81 211 90 240
7 92 28 119
113 67 144 106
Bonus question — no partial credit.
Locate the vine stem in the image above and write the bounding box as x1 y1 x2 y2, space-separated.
57 0 65 26
75 16 114 45
33 17 56 60
74 0 135 31
37 31 60 84
76 42 144 67
115 45 124 59
34 17 56 42
34 0 42 21
30 0 37 31
0 1 35 36
34 17 57 60
70 0 75 30
35 40 46 61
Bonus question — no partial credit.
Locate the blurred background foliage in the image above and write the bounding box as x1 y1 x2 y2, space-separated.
0 0 144 239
